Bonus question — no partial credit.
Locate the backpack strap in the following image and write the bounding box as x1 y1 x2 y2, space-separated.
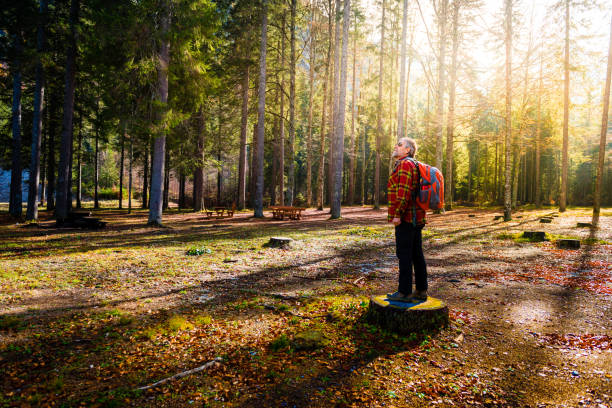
403 157 420 226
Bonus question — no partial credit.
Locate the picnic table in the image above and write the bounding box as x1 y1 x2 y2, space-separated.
270 206 305 220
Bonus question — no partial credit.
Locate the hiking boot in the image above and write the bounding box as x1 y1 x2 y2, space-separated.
410 290 428 301
386 291 412 301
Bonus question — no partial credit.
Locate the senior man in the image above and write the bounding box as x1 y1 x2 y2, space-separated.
387 137 428 302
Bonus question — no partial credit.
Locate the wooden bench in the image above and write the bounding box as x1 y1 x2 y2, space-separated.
270 206 305 220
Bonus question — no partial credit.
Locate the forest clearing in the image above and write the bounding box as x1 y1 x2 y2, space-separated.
1 206 610 407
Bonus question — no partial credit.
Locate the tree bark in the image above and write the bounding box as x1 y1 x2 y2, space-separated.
317 1 333 211
148 0 170 225
94 99 100 209
306 3 316 207
9 34 23 218
253 0 268 218
76 112 82 208
26 0 49 220
331 0 351 218
560 0 569 212
46 93 55 211
119 121 126 209
142 143 149 209
375 0 385 210
445 0 459 211
503 0 512 221
396 0 408 141
348 17 357 206
128 135 133 214
56 0 80 221
535 36 543 208
238 66 249 210
435 0 448 171
163 147 170 210
592 15 612 226
279 13 286 206
287 0 297 205
194 108 205 211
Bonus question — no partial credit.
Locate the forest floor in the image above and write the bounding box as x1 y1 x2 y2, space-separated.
0 205 611 408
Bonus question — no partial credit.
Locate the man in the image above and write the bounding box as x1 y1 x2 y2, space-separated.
387 137 428 302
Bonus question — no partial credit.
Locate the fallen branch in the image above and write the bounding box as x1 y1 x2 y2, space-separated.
135 357 223 391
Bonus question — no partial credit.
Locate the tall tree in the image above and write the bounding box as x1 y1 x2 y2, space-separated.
559 0 570 212
317 0 333 211
286 0 297 205
9 32 23 218
375 0 385 210
592 14 612 227
26 0 47 218
347 11 358 205
503 0 512 221
238 65 249 210
396 0 408 141
306 1 316 207
435 0 448 171
331 0 350 218
445 0 460 211
148 0 171 225
253 0 268 218
56 0 80 221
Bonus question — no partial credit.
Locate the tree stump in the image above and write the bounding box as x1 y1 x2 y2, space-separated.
577 222 592 228
556 239 580 249
522 231 546 241
540 218 552 223
366 295 449 335
266 237 293 249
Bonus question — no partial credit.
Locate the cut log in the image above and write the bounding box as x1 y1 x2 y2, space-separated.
540 218 552 224
522 231 546 241
366 295 449 335
577 222 593 228
468 214 476 218
266 236 293 248
556 239 580 249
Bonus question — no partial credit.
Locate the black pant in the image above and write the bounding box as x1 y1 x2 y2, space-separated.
395 221 427 294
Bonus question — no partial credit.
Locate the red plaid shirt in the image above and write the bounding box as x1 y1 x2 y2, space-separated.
387 155 426 225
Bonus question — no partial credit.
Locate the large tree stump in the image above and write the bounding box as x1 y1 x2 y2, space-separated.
522 231 546 241
366 295 449 335
266 237 293 249
556 239 580 249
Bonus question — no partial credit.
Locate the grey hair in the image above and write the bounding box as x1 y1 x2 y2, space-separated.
398 137 417 157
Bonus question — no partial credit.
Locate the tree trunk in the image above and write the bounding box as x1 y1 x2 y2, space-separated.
306 4 316 207
348 18 357 206
238 66 249 210
9 35 23 218
287 0 297 206
253 0 268 218
375 0 385 210
128 135 133 214
396 0 408 141
445 0 459 211
26 0 49 220
46 93 55 211
560 0 569 212
94 100 100 209
317 2 332 211
56 0 79 221
163 147 170 210
119 121 125 209
329 0 342 209
593 15 612 226
503 0 512 221
279 13 286 206
435 0 448 171
331 0 351 218
142 143 149 209
194 108 205 211
535 36 543 208
148 1 170 225
76 112 82 208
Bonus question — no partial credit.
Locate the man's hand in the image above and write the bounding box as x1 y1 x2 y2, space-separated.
392 217 402 226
